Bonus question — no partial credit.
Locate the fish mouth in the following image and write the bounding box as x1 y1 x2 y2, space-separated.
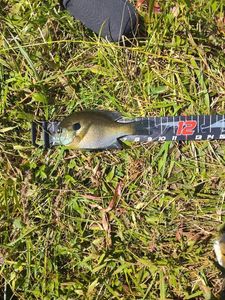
31 121 75 148
52 129 75 146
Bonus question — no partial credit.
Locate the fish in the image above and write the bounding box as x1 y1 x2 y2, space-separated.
51 110 136 150
214 232 225 268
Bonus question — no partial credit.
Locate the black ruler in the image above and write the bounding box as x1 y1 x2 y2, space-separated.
32 114 225 149
120 115 225 143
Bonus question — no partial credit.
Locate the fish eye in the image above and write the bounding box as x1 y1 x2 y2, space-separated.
73 123 81 131
57 127 62 134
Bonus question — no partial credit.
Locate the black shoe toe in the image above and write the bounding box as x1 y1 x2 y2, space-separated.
63 0 138 41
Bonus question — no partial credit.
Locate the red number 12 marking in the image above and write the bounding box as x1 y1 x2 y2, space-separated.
176 120 197 135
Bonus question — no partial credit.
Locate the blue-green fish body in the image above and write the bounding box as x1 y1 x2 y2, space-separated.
52 111 135 150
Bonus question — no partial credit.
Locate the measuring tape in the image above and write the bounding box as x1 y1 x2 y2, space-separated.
32 113 225 150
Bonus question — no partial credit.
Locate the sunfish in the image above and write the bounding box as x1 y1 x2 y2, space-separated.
52 110 135 150
214 231 225 268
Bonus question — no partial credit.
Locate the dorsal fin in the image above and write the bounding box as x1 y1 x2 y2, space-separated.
59 110 123 129
94 110 122 121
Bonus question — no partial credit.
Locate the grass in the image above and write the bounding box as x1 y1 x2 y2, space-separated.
0 0 225 299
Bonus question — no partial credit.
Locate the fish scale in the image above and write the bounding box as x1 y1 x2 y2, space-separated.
32 112 225 150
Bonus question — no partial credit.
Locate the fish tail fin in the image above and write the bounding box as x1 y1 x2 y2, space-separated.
119 120 150 136
132 119 151 136
122 122 137 135
119 119 153 136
